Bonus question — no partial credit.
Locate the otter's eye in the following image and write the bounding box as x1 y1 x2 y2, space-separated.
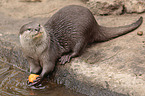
35 28 40 32
27 28 31 31
35 29 38 31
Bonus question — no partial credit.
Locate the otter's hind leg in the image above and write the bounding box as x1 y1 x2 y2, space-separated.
59 39 87 64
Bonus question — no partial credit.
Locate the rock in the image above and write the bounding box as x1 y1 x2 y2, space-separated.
124 0 145 13
87 0 145 15
87 0 124 15
137 31 143 36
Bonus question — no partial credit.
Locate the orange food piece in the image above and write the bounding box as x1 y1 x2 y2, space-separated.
28 74 39 83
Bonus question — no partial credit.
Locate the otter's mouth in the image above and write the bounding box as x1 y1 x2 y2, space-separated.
32 32 43 39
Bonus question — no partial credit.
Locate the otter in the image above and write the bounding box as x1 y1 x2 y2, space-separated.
19 5 143 86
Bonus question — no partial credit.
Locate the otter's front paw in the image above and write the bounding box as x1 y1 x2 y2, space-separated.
27 75 43 86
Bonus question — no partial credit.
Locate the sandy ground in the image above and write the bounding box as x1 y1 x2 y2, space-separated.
0 0 145 96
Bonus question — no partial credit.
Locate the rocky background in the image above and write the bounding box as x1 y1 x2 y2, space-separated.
1 0 145 16
87 0 145 15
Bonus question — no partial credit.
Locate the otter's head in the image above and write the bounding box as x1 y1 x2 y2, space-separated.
19 22 45 40
19 22 46 46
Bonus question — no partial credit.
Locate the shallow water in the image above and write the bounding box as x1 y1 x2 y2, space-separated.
0 61 85 96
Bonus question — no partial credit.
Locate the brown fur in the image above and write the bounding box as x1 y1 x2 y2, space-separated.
19 5 143 85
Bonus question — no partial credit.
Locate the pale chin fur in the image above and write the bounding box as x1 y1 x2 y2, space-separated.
19 30 34 48
19 26 47 49
19 26 48 57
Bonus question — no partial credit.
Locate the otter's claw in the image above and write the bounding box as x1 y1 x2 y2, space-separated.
27 76 42 86
59 55 71 65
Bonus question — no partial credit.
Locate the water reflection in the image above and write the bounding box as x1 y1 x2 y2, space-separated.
0 61 85 96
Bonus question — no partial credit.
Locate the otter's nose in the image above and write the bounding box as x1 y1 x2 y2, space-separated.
32 28 40 34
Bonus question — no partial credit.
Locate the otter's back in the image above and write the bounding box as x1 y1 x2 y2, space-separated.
44 5 97 49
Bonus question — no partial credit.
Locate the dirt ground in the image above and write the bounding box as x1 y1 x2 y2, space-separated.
0 0 145 96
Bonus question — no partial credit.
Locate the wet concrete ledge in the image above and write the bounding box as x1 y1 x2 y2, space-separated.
0 33 128 96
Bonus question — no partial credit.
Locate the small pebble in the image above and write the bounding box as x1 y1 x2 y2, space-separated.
137 31 143 36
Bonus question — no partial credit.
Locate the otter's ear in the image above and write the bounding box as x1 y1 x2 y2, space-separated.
19 25 26 35
19 23 30 35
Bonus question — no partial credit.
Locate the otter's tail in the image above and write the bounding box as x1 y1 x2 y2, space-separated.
95 16 143 41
